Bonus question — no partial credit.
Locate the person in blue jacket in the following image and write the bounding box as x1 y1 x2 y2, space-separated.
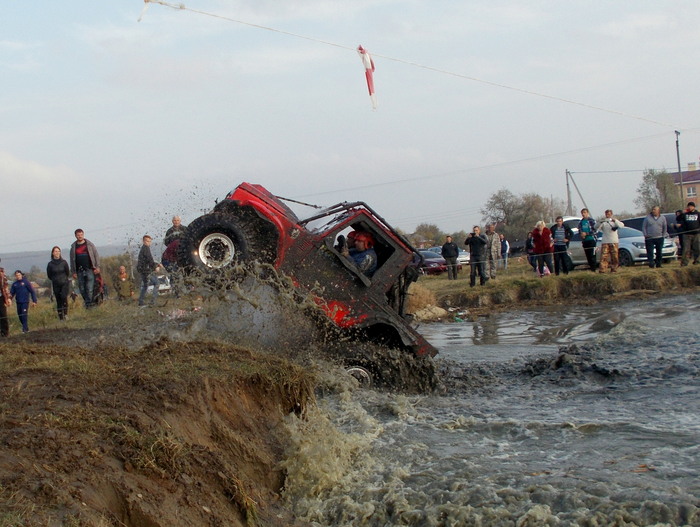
578 208 597 272
9 270 37 333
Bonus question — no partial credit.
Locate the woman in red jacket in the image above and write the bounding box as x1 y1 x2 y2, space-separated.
531 220 554 277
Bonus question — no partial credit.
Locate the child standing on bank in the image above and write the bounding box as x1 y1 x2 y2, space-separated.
10 270 37 333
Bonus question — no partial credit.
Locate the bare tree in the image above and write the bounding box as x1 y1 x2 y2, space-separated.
481 189 565 241
409 223 445 247
635 169 679 213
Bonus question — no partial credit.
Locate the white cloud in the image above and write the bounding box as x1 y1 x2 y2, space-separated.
596 13 676 38
0 151 81 188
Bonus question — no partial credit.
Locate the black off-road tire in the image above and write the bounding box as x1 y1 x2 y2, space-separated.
178 213 252 272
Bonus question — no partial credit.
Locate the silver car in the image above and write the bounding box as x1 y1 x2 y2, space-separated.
566 226 677 267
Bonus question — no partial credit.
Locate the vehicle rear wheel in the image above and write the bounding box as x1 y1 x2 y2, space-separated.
178 213 251 272
618 248 633 267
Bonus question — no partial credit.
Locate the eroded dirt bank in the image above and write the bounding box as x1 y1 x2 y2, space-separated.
0 338 315 527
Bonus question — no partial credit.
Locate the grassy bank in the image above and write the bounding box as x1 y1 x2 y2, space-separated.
411 259 700 313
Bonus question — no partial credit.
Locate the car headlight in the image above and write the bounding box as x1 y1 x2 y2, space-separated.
631 242 646 248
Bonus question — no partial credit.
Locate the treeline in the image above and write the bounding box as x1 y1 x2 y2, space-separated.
407 171 675 248
402 189 568 247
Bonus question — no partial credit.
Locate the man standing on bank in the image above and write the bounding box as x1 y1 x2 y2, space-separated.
465 226 488 287
441 235 460 280
578 209 597 272
679 202 700 266
484 224 500 280
596 209 624 273
642 206 668 269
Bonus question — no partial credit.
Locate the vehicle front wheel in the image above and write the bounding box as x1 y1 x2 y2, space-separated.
178 213 250 272
618 248 633 267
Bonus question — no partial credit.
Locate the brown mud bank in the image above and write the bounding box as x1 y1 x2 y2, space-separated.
410 265 700 318
0 338 315 527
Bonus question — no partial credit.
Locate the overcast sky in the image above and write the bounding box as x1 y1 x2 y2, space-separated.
3 1 700 255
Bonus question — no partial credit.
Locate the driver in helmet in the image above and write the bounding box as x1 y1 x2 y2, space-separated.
341 231 377 277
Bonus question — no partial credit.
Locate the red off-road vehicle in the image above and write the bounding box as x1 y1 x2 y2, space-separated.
177 182 438 389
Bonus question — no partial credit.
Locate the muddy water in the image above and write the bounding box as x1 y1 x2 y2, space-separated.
282 295 700 526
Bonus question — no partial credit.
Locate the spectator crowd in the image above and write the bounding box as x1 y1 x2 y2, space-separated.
434 201 699 286
0 216 188 336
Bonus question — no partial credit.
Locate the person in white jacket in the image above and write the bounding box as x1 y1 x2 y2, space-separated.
596 209 625 273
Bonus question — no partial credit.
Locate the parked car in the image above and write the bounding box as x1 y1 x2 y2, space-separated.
566 226 677 268
427 246 470 264
620 213 681 237
418 250 448 275
146 275 171 294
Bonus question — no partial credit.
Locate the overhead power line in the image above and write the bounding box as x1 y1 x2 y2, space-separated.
292 131 683 199
141 0 679 129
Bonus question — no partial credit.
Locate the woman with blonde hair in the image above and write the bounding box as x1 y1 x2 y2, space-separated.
531 220 554 276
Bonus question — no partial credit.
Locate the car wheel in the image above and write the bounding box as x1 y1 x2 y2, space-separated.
328 342 438 392
618 248 633 267
345 365 373 388
178 213 251 272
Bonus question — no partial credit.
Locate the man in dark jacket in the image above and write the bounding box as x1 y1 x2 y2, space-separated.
441 235 460 280
137 235 162 307
465 226 488 287
69 229 100 308
680 202 700 266
551 216 574 275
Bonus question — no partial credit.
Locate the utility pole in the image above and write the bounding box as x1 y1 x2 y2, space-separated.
566 170 588 213
565 170 574 216
676 130 684 206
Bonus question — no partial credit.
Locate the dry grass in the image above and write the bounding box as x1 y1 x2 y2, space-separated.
406 282 437 312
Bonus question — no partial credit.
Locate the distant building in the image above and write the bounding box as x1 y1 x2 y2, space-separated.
669 168 700 202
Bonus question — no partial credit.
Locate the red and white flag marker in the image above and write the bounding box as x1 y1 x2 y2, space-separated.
357 45 377 110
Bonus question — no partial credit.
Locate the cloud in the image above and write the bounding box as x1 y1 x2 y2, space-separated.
0 39 43 72
596 13 675 38
0 151 81 189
